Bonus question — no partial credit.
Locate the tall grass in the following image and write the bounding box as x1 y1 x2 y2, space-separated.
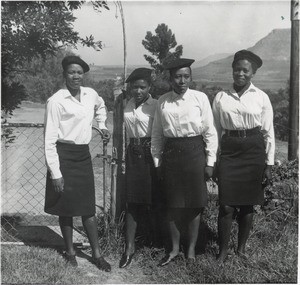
135 192 298 284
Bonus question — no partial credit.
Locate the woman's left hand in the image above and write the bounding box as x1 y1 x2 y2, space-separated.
101 129 111 143
205 166 214 181
262 165 273 187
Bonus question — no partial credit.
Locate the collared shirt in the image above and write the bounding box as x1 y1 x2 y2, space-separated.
124 95 157 138
212 82 275 165
44 86 108 179
151 88 218 167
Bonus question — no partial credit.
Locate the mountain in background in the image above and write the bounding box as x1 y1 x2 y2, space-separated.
192 29 291 91
193 53 232 68
88 29 290 91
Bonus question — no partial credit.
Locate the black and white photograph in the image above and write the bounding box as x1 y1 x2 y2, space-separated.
1 0 298 283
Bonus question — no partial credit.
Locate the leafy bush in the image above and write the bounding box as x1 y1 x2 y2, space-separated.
272 158 298 183
262 159 298 217
84 77 115 111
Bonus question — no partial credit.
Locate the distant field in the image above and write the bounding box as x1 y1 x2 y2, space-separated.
88 65 145 81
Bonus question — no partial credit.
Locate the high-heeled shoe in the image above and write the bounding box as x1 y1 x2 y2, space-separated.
119 253 134 268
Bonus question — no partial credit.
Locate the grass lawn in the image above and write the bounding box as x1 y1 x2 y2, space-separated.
1 190 298 284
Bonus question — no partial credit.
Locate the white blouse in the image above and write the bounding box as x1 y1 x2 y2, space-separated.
151 88 218 168
44 86 108 179
212 83 275 165
124 95 157 138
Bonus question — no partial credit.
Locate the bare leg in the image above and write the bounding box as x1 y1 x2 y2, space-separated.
125 211 137 255
82 215 101 259
167 209 181 257
186 210 201 259
59 216 75 255
169 220 180 257
237 205 254 255
217 205 235 262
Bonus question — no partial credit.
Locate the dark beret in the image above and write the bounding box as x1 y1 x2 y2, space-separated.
125 68 153 83
163 58 195 70
62 56 90 73
232 50 263 69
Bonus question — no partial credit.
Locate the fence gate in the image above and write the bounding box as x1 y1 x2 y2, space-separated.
1 123 113 245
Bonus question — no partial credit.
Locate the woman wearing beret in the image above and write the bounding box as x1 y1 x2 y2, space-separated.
212 50 275 262
151 58 218 266
119 68 158 268
44 55 111 271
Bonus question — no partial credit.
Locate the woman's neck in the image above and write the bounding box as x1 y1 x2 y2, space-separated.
135 94 149 108
233 82 250 96
67 86 81 100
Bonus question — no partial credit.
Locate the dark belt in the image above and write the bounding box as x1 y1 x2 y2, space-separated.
224 127 261 138
129 137 151 146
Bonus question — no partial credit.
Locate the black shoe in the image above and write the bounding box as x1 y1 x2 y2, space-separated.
119 253 134 268
158 254 179 267
92 256 111 272
63 252 78 267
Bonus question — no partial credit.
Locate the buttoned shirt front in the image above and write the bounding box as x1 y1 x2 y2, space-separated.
44 86 108 179
124 95 157 138
151 88 218 167
212 83 275 165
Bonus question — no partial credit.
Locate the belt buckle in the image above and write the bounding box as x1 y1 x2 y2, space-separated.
239 130 246 138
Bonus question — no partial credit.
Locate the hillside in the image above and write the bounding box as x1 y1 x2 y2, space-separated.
193 53 231 68
192 29 291 91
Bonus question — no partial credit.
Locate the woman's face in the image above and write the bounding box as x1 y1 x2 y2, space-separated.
64 64 84 91
130 79 150 104
232 59 254 87
170 67 192 95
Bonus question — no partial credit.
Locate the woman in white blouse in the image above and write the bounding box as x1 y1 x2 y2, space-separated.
44 56 111 271
119 68 158 268
212 50 275 262
151 58 218 266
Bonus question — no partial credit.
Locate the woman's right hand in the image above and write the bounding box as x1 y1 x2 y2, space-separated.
52 177 64 193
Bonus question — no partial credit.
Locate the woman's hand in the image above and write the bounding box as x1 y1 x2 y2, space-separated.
262 165 273 187
101 129 111 143
52 177 64 193
205 166 214 181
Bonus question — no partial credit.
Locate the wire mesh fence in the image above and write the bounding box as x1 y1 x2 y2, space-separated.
1 123 112 242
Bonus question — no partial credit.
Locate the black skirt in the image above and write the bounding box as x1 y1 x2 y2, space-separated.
44 142 95 216
217 132 266 205
125 138 157 204
162 135 207 208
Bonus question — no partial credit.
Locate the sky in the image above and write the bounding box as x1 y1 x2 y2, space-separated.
72 0 291 66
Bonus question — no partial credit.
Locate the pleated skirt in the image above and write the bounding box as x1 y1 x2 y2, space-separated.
125 141 157 204
44 142 95 216
218 132 266 205
162 135 207 208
